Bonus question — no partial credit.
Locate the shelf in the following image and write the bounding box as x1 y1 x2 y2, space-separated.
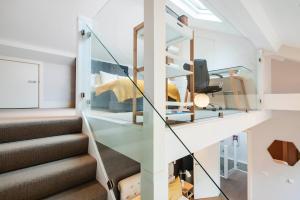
166 101 194 107
166 52 193 65
133 12 195 124
136 66 144 72
136 111 143 116
137 13 193 46
137 64 192 78
166 64 192 78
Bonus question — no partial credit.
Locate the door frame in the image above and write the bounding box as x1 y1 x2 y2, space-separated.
0 56 42 108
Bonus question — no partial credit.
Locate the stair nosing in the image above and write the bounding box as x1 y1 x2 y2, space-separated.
0 133 89 173
0 133 86 147
0 154 95 179
0 155 97 200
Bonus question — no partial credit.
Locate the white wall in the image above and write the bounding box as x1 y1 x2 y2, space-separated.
193 28 257 71
41 62 76 108
92 0 144 67
248 111 300 200
0 0 105 108
0 54 75 108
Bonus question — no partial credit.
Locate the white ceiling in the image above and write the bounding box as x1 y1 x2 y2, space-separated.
0 0 299 62
167 0 242 36
206 0 300 51
260 0 300 48
0 0 108 57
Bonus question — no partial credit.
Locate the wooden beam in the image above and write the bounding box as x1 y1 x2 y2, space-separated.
132 25 139 124
134 22 144 32
190 31 195 122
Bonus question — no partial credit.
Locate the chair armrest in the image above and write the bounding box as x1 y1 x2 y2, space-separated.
210 73 224 88
210 73 223 78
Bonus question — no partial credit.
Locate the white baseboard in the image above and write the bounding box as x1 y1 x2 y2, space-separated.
40 100 75 108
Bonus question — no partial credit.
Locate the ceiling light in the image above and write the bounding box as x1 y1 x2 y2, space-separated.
170 0 222 22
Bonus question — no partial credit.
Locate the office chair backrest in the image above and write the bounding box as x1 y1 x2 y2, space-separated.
184 59 209 92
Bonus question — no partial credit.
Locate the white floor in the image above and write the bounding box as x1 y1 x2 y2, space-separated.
85 109 241 125
0 108 77 122
0 107 241 124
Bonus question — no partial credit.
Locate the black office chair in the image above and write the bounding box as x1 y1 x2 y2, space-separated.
184 59 223 111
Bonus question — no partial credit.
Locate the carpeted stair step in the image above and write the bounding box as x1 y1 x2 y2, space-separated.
45 180 107 200
0 116 82 143
0 155 97 200
0 134 88 173
96 142 140 199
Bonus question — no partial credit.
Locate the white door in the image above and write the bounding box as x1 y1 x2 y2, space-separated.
0 59 39 108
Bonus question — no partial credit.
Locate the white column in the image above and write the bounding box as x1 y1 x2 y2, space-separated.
141 0 168 199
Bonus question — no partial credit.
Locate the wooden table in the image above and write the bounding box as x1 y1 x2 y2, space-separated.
209 66 251 111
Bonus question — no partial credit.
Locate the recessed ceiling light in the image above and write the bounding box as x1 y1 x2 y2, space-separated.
170 0 222 22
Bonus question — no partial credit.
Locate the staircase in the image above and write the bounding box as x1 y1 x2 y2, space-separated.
0 116 107 200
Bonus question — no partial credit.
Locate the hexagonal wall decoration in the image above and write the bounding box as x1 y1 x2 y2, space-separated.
268 140 300 166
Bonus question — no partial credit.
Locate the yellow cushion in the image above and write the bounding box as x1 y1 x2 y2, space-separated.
131 195 141 200
168 177 182 200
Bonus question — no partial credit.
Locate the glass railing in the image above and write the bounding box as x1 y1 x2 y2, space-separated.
193 64 258 120
85 1 259 125
79 23 235 199
79 0 259 197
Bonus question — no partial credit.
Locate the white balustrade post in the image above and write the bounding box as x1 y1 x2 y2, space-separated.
233 140 238 170
224 145 229 179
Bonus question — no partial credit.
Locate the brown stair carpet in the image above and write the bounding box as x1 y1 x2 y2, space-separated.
0 134 88 173
45 180 107 200
0 117 107 200
96 142 140 200
0 117 82 143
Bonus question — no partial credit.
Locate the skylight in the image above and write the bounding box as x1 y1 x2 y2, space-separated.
170 0 222 22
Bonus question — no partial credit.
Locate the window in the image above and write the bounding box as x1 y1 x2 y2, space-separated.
170 0 222 22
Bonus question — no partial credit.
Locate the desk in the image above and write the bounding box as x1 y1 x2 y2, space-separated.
209 66 251 110
209 66 252 77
